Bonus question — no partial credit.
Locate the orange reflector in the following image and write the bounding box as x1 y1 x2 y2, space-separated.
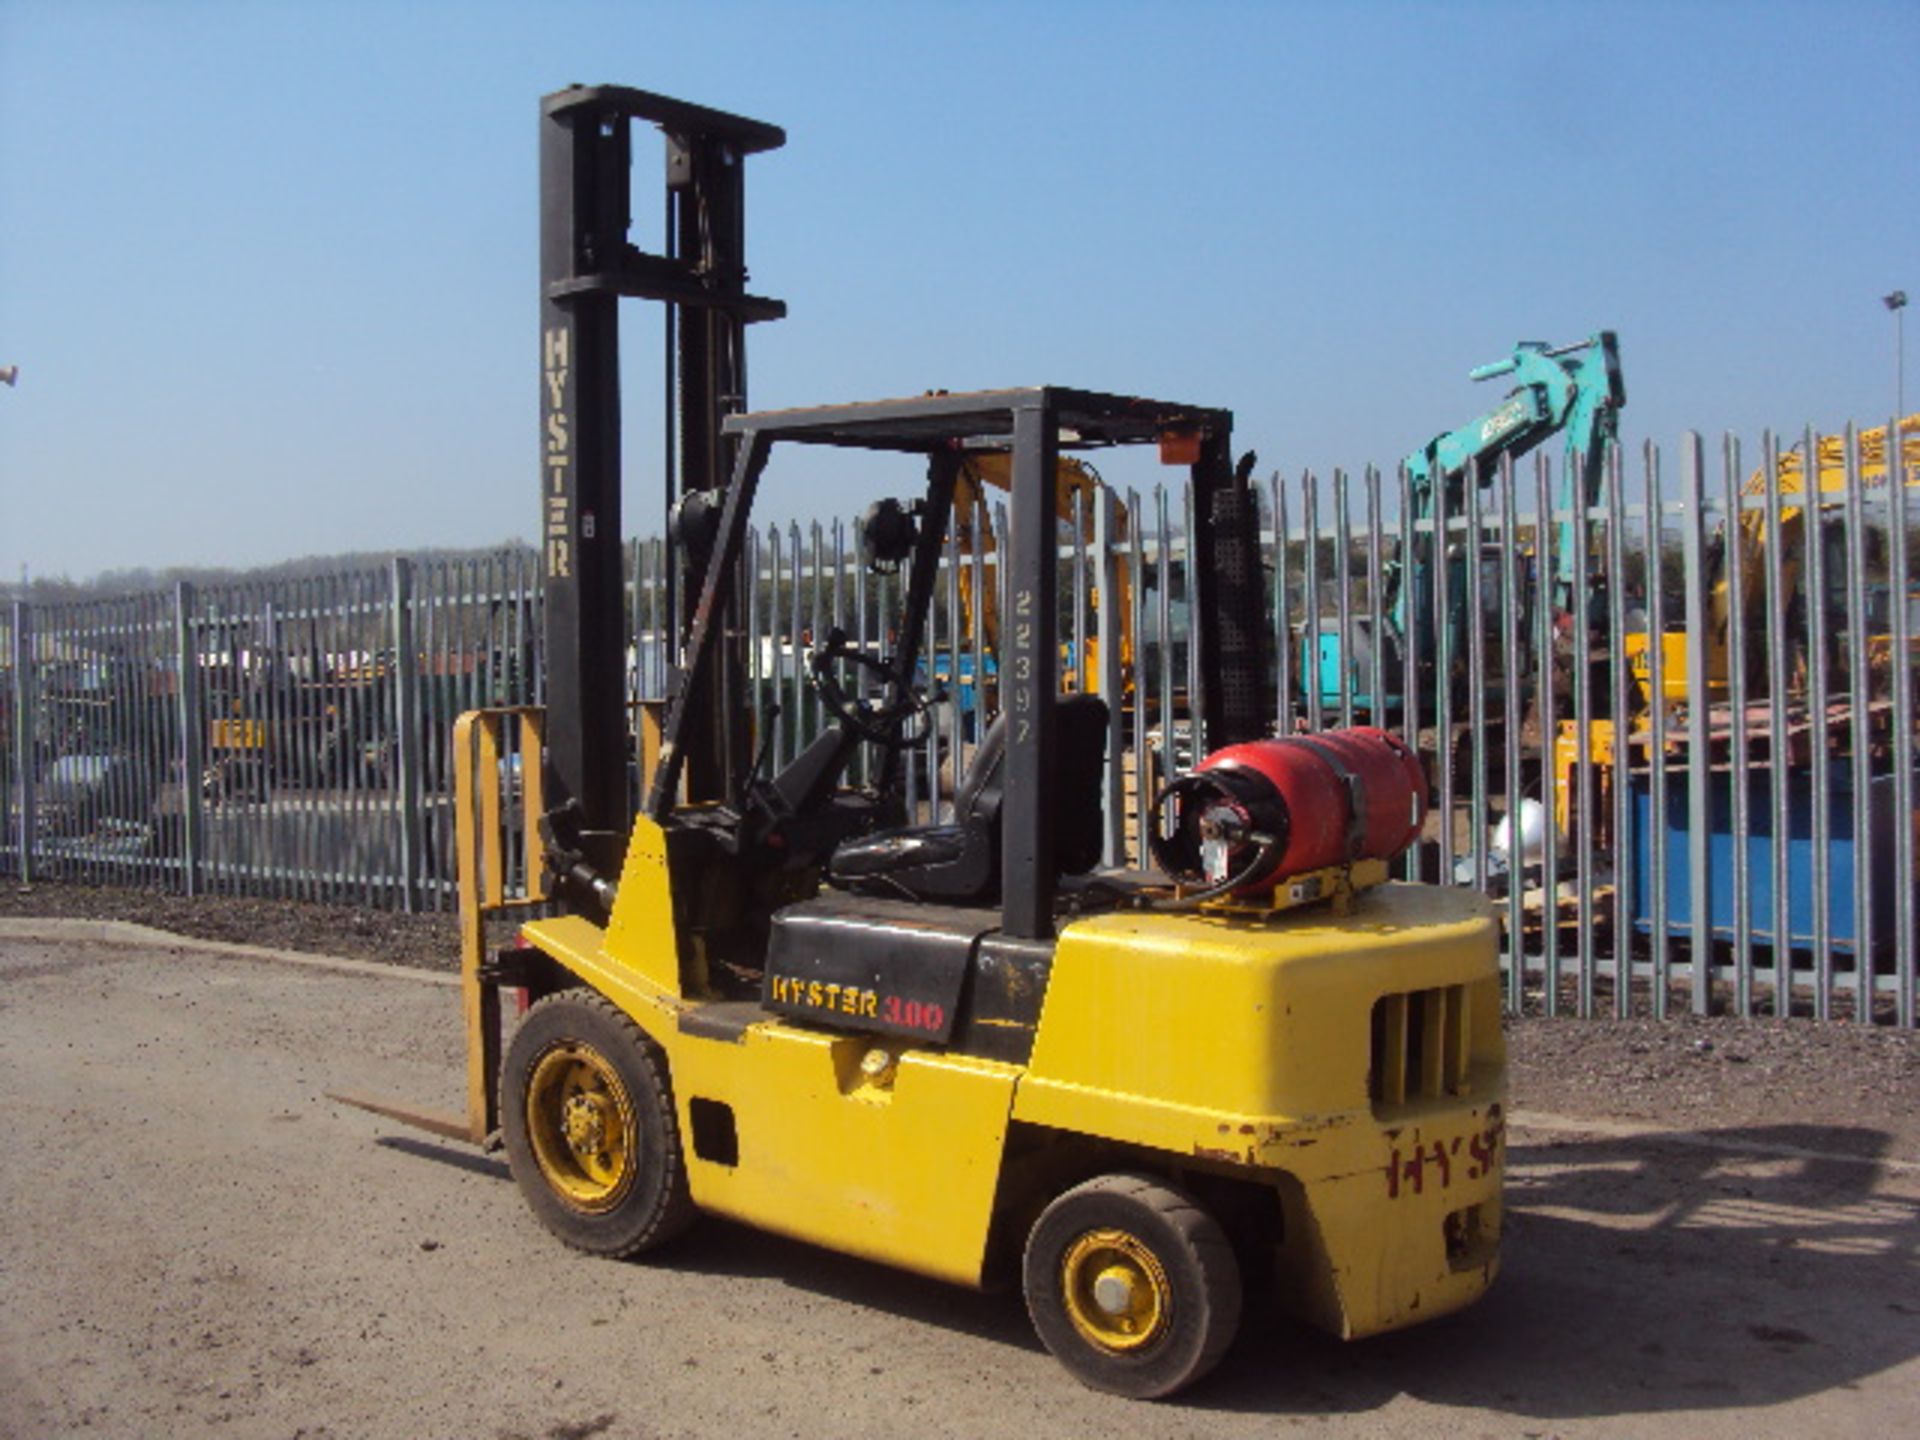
1158 429 1202 465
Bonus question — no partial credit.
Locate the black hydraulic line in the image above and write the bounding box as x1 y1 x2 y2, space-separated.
872 452 961 795
647 429 774 821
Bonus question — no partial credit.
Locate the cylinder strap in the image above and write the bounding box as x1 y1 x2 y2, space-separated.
1267 735 1369 861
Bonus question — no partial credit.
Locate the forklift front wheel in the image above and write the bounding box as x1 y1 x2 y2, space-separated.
501 990 695 1257
1023 1173 1242 1399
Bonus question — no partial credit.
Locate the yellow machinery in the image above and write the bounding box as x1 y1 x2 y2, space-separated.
338 87 1504 1400
951 452 1134 691
1554 415 1920 847
1627 413 1920 708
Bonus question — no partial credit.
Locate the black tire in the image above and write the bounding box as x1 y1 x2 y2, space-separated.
1023 1172 1242 1399
500 989 696 1257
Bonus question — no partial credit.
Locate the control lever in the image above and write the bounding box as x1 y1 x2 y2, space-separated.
744 701 782 799
537 798 619 910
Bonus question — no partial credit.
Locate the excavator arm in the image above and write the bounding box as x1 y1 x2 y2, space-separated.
1351 332 1623 718
1401 332 1625 622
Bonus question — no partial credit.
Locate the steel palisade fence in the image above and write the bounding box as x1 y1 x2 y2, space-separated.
3 425 1916 1025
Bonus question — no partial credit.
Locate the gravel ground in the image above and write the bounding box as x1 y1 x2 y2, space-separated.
6 876 1918 1160
1508 1010 1920 1160
0 879 461 972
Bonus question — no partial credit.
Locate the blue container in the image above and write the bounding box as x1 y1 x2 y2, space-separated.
1629 763 1903 953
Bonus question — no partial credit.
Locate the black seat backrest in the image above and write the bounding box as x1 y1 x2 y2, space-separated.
825 693 1109 902
960 693 1107 873
1051 694 1109 875
954 709 1010 823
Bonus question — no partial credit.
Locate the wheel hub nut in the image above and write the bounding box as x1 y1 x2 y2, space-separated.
1093 1266 1139 1317
563 1095 605 1152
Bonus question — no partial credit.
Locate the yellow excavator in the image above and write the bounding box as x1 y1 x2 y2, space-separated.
335 85 1506 1401
1559 414 1919 842
1627 413 1920 708
950 451 1134 693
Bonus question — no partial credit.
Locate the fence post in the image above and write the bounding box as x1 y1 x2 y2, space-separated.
1679 435 1714 1013
1889 416 1916 1029
1094 487 1125 867
390 557 424 914
173 582 203 896
11 600 35 885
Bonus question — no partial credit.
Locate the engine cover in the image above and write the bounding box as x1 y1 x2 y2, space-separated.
763 895 995 1044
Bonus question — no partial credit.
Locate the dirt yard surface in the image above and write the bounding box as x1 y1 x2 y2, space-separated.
0 879 461 972
1508 1009 1920 1161
2 887 1918 1438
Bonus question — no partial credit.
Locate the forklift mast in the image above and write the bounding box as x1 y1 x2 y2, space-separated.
538 85 785 887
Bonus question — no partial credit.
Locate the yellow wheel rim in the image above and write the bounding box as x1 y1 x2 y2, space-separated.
524 1042 637 1213
1059 1228 1171 1353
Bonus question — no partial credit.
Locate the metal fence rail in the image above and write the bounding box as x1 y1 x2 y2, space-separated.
4 423 1916 1023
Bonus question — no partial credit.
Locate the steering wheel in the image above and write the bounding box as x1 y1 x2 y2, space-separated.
808 629 934 749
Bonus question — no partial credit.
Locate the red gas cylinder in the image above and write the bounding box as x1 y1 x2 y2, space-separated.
1149 727 1427 895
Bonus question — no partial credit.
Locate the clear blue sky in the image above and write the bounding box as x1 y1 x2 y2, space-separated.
2 0 1914 583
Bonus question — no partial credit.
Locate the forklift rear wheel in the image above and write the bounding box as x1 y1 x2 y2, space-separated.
1023 1173 1241 1399
501 990 695 1257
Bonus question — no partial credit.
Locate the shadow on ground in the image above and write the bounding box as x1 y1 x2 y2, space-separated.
378 1134 512 1182
377 1121 1920 1420
1194 1124 1920 1419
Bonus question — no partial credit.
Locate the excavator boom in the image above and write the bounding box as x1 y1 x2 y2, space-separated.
1404 332 1624 615
1311 332 1624 717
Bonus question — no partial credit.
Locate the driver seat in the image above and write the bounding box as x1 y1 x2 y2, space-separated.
828 695 1109 904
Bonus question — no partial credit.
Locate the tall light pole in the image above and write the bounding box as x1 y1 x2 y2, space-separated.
1887 291 1908 426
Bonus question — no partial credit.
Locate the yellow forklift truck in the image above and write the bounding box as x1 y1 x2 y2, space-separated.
339 86 1505 1399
